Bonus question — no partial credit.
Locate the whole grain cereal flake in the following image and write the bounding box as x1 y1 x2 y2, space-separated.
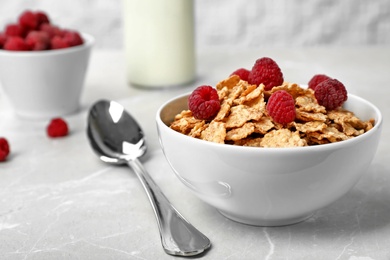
200 121 226 144
226 122 255 141
260 129 307 148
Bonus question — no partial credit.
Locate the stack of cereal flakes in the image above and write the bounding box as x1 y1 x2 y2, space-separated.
170 75 375 148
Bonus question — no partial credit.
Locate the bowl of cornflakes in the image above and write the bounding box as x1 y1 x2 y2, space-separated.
156 58 382 226
156 67 382 226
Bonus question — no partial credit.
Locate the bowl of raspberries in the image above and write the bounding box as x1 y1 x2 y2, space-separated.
156 57 383 226
0 10 94 119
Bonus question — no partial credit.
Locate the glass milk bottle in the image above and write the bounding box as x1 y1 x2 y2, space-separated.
123 0 196 88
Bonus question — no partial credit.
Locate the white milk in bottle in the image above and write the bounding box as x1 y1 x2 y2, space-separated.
123 0 196 88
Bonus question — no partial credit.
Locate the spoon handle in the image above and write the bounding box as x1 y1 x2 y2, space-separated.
127 159 211 256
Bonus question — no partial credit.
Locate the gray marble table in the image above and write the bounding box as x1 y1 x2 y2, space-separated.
1 47 389 260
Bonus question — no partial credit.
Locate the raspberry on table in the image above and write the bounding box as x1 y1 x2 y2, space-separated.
188 85 221 120
0 137 10 162
47 118 69 138
248 57 284 91
314 79 348 111
3 37 30 51
230 68 250 81
308 74 331 91
266 90 296 125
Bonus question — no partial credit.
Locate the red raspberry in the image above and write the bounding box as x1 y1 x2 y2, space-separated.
19 10 39 30
3 37 30 51
51 36 70 49
47 118 69 138
266 90 296 125
4 23 26 37
26 31 50 50
40 23 63 38
0 33 6 48
308 74 331 91
0 137 10 162
230 68 250 81
314 79 348 110
188 85 221 120
35 11 50 27
248 57 284 91
63 30 84 47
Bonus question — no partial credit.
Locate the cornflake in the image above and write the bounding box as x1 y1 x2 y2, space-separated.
169 75 375 148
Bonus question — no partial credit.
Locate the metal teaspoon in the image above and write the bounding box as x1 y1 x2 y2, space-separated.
86 99 211 256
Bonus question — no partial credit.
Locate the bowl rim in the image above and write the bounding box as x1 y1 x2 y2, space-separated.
0 32 94 57
156 92 383 153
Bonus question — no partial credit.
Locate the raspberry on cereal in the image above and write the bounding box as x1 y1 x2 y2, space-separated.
47 118 69 138
3 37 30 51
0 137 10 162
314 79 348 110
230 68 250 81
266 90 296 125
188 85 221 120
248 57 284 91
308 74 331 91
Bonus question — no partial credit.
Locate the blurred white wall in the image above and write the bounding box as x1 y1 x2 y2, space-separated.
1 0 389 49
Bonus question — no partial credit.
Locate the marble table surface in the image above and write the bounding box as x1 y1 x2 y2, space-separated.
1 47 389 260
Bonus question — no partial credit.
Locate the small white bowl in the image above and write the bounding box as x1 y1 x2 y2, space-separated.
156 93 383 226
0 33 94 119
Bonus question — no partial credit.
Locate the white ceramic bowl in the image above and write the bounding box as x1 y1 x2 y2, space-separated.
156 93 383 226
0 33 94 119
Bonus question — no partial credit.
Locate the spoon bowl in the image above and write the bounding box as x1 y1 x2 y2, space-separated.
87 100 146 163
87 99 211 256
